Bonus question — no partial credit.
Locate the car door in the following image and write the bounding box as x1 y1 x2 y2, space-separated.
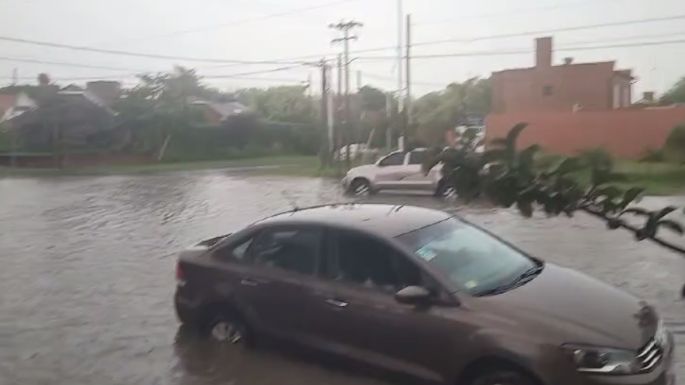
234 225 329 342
311 229 460 382
373 152 408 189
401 150 439 190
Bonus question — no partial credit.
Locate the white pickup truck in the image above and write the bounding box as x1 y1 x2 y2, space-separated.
342 148 450 196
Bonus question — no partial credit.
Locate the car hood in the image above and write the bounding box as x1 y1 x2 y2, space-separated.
348 164 377 175
474 263 657 349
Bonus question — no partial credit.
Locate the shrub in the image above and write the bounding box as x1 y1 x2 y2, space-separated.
639 148 665 163
664 124 685 163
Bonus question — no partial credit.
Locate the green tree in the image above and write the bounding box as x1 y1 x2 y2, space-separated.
236 85 315 124
358 85 387 112
114 66 207 156
425 124 685 275
664 124 685 163
661 77 685 104
413 77 491 145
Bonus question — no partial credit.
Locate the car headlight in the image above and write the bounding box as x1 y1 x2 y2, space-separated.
562 344 641 375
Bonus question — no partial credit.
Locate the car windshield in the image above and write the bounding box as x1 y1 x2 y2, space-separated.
397 218 540 296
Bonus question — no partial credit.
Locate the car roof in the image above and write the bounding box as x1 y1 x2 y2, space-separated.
257 204 451 238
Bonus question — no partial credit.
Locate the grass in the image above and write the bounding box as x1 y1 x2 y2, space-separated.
616 161 685 195
0 155 343 178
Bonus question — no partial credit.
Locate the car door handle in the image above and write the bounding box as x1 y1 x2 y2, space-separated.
240 277 267 287
325 298 348 308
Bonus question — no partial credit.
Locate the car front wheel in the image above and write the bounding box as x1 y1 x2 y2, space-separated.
205 310 252 347
434 179 456 198
467 370 536 385
348 178 374 196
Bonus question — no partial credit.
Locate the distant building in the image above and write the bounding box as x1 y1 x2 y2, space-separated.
191 100 248 125
486 37 685 159
0 92 37 123
4 83 119 150
491 37 634 113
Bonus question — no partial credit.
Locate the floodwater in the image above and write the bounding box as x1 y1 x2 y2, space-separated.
0 170 684 385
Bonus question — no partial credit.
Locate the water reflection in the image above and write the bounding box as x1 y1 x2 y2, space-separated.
172 326 409 385
0 172 682 385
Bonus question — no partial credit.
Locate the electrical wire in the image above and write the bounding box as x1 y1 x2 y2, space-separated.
195 14 685 66
414 0 620 26
2 13 684 68
357 37 685 61
0 55 153 72
0 35 308 65
99 0 358 46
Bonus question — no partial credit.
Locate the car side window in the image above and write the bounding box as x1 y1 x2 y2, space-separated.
326 230 422 293
378 152 405 167
251 227 322 276
213 237 254 264
408 151 425 165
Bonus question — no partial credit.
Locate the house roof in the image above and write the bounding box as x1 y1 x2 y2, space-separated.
0 94 16 116
191 100 247 120
492 61 616 76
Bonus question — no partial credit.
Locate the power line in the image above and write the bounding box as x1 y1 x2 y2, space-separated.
100 0 358 46
415 0 619 26
345 13 685 56
410 14 685 49
363 71 445 87
0 35 308 65
4 13 682 71
207 13 685 65
357 37 685 61
0 55 153 72
203 65 306 79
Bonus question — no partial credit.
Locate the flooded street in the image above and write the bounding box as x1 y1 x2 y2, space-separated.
1 170 684 385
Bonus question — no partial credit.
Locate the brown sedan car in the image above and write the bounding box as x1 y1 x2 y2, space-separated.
174 204 675 385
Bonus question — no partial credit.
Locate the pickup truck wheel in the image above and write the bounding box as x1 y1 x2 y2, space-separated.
349 178 374 196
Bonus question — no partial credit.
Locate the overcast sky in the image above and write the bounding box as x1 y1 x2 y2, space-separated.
1 0 685 98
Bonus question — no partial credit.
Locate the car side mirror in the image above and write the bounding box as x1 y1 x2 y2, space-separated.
395 286 431 305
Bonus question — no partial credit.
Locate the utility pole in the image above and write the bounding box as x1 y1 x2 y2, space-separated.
356 70 362 91
330 19 363 171
397 0 403 111
11 68 18 86
336 54 343 176
403 13 412 150
386 92 393 153
319 59 330 167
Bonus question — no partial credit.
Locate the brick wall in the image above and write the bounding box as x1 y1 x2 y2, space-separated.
485 106 685 159
491 62 619 113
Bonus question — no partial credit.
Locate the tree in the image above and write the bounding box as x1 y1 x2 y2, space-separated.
664 124 685 163
37 73 51 86
358 85 387 112
114 66 208 156
660 77 685 104
413 78 491 145
426 123 685 291
236 85 315 124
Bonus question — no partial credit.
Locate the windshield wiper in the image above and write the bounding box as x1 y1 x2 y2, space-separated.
476 264 544 296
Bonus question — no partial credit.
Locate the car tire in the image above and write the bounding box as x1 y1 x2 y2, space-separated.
467 370 537 385
204 309 253 348
434 179 455 198
348 178 374 196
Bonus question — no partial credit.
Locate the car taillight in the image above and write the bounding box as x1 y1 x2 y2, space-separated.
175 262 187 287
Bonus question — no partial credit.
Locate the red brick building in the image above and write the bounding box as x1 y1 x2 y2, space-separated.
491 37 634 113
486 37 685 159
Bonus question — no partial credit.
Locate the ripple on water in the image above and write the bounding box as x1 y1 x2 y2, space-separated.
0 173 683 385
